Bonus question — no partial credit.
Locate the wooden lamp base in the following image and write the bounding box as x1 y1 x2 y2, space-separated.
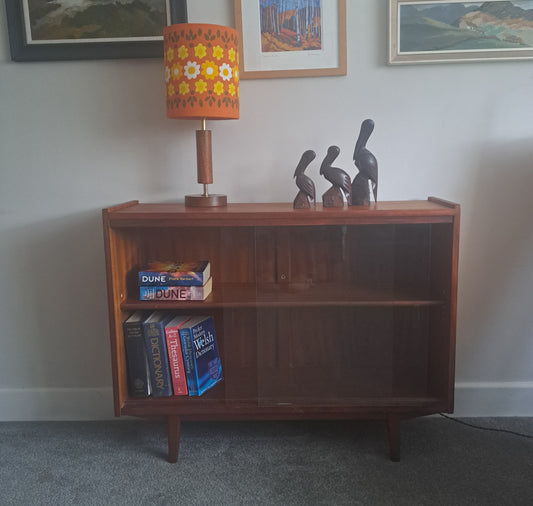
185 194 227 207
186 125 227 207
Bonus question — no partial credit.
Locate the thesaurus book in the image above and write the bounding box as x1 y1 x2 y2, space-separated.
164 315 191 396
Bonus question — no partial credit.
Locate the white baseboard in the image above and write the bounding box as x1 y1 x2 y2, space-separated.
0 383 532 421
0 388 115 421
453 382 533 417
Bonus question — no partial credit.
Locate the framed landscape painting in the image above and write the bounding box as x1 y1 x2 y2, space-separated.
389 0 533 63
5 0 188 61
234 0 347 79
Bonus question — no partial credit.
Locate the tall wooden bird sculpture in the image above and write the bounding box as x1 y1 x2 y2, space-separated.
352 119 378 206
320 145 352 207
293 150 316 209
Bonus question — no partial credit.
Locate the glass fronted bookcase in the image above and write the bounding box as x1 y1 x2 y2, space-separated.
103 198 459 462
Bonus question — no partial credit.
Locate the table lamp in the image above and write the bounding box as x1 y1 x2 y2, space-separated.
163 23 239 207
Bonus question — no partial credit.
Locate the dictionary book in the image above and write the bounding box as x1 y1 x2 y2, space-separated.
138 261 210 286
123 311 151 398
178 316 223 396
139 277 213 301
164 315 191 396
142 311 176 397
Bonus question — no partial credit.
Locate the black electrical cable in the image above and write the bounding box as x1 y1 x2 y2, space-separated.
439 413 533 439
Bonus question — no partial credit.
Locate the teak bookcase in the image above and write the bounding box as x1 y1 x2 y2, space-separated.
102 198 460 462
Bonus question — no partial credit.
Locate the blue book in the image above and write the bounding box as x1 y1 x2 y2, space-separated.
138 261 210 286
122 311 151 398
143 311 175 397
178 316 223 396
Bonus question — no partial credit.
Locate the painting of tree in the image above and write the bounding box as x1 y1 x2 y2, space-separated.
259 0 322 52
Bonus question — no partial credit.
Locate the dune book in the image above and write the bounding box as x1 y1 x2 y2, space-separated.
138 261 211 286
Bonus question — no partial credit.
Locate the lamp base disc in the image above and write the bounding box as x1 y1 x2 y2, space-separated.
185 194 227 207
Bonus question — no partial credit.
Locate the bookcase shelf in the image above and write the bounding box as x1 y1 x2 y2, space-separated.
103 198 460 462
120 283 446 310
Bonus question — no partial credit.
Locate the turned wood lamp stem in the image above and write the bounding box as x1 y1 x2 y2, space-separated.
184 118 227 207
197 118 211 198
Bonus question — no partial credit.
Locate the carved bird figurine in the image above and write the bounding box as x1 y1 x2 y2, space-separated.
352 119 378 205
320 145 352 207
293 150 316 209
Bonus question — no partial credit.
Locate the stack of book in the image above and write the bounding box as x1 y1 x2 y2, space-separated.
123 311 223 397
138 261 212 301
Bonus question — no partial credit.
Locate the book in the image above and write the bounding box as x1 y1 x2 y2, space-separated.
164 315 191 396
178 316 223 396
122 311 151 398
138 261 210 286
143 311 176 397
139 277 213 301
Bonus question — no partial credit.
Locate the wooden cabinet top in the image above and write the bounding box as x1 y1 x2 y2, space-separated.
104 197 459 228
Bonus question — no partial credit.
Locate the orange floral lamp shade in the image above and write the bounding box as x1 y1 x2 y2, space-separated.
163 23 239 120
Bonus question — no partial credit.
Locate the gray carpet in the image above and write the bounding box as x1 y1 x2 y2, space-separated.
0 417 532 505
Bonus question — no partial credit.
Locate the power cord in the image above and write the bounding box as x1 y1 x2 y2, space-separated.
439 413 533 439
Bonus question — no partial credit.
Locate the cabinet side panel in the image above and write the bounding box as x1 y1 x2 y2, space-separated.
103 224 146 415
428 222 456 409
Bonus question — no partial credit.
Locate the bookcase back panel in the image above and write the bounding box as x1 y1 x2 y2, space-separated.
255 306 434 406
219 308 258 400
254 225 438 302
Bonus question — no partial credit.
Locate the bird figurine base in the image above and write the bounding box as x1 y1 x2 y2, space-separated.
322 187 345 208
293 192 313 209
185 194 227 207
351 173 371 206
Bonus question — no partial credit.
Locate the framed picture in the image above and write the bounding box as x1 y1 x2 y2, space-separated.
5 0 188 62
389 0 533 64
234 0 347 79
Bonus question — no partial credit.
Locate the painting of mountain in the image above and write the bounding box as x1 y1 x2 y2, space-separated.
399 1 533 53
26 0 167 42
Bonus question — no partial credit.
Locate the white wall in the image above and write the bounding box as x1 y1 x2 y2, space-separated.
0 0 532 420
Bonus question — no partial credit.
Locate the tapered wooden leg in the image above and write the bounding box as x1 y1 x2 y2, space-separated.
167 415 181 463
386 414 401 462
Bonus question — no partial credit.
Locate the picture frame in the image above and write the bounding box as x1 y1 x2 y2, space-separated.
389 0 533 64
234 0 347 79
5 0 188 62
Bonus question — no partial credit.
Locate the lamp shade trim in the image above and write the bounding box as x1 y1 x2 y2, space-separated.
164 23 240 120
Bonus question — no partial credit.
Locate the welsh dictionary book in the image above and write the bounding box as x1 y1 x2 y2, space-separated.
164 315 191 396
139 277 212 301
138 261 210 286
178 316 223 396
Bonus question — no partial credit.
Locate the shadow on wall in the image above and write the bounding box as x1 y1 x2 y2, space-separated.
457 138 533 380
2 209 111 388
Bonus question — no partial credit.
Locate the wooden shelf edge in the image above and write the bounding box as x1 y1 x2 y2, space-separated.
104 200 459 228
120 284 447 311
120 299 446 311
121 397 447 418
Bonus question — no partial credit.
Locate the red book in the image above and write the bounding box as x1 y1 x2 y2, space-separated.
164 315 191 396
